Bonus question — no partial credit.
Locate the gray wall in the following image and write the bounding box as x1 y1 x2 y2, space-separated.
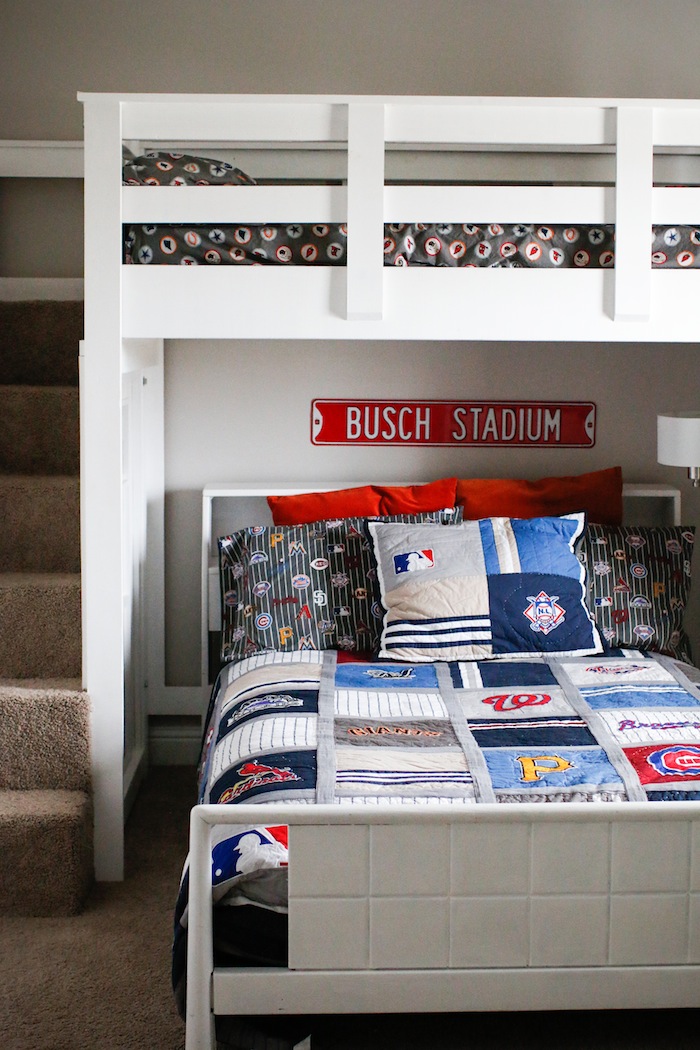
2 1 699 683
5 0 700 139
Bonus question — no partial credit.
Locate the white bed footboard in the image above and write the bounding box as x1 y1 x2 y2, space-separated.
186 801 700 1050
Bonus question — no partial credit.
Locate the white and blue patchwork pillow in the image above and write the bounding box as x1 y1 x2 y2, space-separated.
368 514 604 662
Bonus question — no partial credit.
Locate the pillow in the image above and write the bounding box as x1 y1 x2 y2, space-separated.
455 467 623 525
368 514 603 663
267 477 458 526
218 508 462 662
122 149 256 187
578 523 695 662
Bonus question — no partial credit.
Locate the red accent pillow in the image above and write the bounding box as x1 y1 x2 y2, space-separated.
268 477 458 526
455 467 623 525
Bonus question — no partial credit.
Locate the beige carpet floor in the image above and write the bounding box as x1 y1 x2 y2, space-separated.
2 766 700 1050
0 766 193 1050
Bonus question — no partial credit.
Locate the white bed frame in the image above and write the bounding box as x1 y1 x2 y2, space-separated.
182 480 699 1050
187 800 700 1050
19 91 700 883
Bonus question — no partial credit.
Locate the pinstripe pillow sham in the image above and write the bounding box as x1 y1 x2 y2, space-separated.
218 509 462 663
578 523 695 662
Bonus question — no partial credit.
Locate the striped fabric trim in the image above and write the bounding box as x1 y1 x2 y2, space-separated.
384 616 492 650
435 661 497 803
479 517 522 574
336 770 474 786
330 795 477 805
315 649 338 803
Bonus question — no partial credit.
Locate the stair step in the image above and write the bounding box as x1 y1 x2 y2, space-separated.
0 683 90 791
0 475 80 572
0 299 81 386
0 386 79 476
0 574 81 679
0 789 92 915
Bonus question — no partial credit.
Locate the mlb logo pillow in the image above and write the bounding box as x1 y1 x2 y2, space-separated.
368 514 603 662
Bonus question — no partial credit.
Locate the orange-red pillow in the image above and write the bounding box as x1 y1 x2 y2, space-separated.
455 467 623 525
268 477 458 526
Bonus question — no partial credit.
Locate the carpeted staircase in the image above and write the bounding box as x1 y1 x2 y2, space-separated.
0 300 93 915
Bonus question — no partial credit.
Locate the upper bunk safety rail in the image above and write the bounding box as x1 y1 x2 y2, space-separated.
80 93 700 331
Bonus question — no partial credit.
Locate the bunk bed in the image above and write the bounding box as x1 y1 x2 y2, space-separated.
74 94 700 1048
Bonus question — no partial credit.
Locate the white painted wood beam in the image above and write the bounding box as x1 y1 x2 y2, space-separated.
614 106 654 322
80 96 126 881
346 103 385 321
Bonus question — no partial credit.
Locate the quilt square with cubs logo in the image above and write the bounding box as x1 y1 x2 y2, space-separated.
623 744 700 787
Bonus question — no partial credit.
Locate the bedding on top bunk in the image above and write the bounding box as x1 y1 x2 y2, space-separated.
123 150 700 268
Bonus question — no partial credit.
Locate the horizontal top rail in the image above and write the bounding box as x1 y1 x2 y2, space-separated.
77 92 700 150
78 91 700 107
192 799 700 828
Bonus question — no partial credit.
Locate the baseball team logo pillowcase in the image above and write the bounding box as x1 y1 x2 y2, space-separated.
368 513 604 662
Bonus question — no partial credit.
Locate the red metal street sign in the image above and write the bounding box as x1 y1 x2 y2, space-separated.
311 399 596 447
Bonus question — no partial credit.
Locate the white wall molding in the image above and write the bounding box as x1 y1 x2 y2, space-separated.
0 277 84 300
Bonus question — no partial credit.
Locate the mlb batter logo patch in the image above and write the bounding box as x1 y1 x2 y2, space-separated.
523 591 565 634
394 549 434 574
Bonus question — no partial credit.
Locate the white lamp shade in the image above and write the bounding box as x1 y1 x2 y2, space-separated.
657 412 700 467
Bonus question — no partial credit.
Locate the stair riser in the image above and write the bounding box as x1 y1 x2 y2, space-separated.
0 578 81 679
0 792 92 916
0 477 80 572
0 387 79 475
0 690 90 791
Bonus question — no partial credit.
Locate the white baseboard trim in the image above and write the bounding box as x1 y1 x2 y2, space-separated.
149 722 201 766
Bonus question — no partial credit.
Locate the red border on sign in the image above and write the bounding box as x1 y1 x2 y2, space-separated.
311 399 596 447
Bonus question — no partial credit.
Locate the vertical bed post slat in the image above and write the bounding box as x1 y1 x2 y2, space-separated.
79 95 126 880
201 490 214 700
346 103 385 321
614 105 654 322
186 807 216 1050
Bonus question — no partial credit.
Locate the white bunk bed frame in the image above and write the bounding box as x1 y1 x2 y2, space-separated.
75 91 700 880
62 93 700 1036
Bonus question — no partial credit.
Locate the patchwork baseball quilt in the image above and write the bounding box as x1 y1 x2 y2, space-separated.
172 645 700 1009
198 648 700 814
